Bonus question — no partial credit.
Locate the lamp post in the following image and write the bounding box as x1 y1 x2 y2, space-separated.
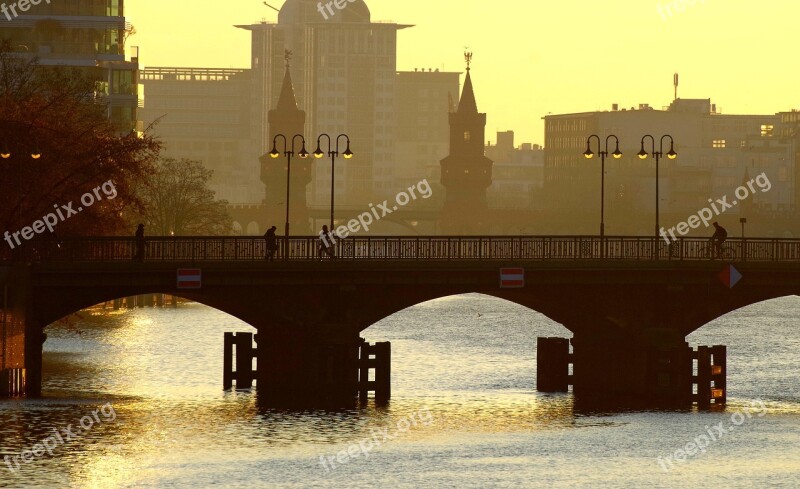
313 134 353 232
1 133 42 237
269 134 308 260
638 135 677 238
584 135 622 240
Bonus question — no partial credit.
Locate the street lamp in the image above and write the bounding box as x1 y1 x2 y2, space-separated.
584 135 622 240
269 133 308 260
314 134 353 232
0 143 41 160
638 135 677 238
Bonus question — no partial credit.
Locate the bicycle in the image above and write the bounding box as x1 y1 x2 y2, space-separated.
698 240 736 260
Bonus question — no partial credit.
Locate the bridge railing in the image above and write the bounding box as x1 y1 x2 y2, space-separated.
4 236 800 263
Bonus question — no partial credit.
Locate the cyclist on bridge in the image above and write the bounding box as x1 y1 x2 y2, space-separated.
711 222 728 258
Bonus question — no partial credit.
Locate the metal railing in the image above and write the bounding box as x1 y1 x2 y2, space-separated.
4 236 800 264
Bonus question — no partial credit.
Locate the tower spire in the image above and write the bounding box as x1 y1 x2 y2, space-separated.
457 51 478 114
276 49 299 112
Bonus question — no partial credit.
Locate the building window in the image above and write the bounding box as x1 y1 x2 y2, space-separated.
712 139 726 148
761 124 774 137
464 131 471 142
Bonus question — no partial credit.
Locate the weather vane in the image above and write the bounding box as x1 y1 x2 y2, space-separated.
464 51 473 71
284 49 292 68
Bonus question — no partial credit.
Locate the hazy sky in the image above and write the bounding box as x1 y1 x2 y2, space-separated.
127 0 799 144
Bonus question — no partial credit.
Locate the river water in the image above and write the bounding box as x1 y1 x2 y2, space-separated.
1 293 799 488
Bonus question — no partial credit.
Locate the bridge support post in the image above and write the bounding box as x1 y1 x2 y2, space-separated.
1 265 41 399
358 340 391 404
23 320 45 397
571 328 693 408
255 327 361 408
536 337 571 392
694 345 727 408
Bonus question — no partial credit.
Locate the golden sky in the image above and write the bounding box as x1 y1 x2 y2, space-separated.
127 0 799 144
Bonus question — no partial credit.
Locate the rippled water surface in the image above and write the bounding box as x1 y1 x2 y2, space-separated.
1 294 799 488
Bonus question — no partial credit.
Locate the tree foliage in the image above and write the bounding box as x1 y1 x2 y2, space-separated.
0 41 161 237
130 157 232 236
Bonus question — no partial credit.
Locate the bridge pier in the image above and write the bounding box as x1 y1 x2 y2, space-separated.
255 326 362 408
1 265 44 398
568 328 693 408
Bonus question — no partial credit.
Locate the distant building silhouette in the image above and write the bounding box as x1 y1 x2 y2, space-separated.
139 68 261 203
778 110 800 215
394 69 460 199
439 56 493 234
485 131 544 210
544 99 797 236
260 56 312 234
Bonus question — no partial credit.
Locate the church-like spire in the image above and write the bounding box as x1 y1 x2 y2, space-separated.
457 51 478 114
277 49 299 112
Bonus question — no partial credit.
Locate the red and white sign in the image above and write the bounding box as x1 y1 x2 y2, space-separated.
500 268 524 288
177 269 202 289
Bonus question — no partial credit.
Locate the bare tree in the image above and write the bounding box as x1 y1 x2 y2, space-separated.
131 158 232 236
0 41 160 237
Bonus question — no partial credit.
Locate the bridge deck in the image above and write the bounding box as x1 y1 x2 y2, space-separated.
4 236 800 263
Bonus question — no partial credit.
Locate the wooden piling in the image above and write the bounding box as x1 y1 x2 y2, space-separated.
375 341 391 404
1 368 26 397
695 346 712 408
223 332 233 390
234 332 254 389
711 345 727 405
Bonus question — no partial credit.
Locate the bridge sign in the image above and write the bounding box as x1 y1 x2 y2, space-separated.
719 265 742 289
177 269 202 289
500 268 525 288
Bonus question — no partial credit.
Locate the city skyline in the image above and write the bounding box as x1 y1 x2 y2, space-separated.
127 0 800 144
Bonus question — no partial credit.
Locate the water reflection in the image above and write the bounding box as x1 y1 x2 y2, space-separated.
0 295 798 488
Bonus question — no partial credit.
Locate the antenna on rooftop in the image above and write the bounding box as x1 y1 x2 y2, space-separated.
674 73 679 101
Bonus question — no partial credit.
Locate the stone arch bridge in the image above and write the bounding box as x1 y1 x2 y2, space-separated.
2 235 799 407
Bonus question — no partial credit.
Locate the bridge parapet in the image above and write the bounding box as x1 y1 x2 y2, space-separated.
4 236 800 263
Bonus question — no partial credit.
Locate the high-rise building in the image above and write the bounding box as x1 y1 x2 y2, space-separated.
237 0 411 208
0 0 140 133
394 68 460 197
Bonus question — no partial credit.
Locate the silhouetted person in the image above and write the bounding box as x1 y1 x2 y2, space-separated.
318 225 334 260
264 226 278 261
135 224 145 262
711 222 727 258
